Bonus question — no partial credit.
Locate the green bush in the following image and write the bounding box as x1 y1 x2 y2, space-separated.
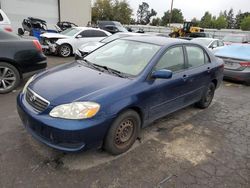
241 16 250 31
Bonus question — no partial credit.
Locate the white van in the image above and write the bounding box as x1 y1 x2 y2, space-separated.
0 9 12 32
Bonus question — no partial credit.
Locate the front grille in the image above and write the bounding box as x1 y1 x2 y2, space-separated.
25 88 49 112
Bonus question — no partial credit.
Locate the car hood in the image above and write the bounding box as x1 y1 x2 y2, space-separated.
79 42 104 53
214 44 250 61
40 32 70 39
29 62 130 105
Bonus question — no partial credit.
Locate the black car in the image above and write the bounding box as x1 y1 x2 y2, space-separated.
97 21 128 34
188 32 213 38
0 30 47 93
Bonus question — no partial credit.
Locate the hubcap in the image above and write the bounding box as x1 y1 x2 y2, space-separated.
0 66 16 91
60 46 71 57
115 119 134 146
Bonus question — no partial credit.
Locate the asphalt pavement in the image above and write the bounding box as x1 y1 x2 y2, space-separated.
0 56 249 188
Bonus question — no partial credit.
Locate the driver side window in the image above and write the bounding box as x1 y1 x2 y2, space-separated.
154 46 185 72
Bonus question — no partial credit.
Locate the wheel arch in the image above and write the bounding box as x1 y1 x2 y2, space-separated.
0 58 22 78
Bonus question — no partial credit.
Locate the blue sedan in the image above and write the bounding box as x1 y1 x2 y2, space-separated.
17 36 224 155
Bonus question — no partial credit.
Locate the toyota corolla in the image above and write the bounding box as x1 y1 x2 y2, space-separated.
17 36 224 155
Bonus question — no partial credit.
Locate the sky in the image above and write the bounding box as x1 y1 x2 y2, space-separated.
127 0 250 20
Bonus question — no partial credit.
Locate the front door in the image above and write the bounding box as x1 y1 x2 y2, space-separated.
147 46 190 121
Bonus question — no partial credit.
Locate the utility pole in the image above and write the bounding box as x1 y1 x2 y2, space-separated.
169 0 174 27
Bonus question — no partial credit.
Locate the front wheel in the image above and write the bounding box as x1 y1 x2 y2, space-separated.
104 110 141 155
58 44 72 57
195 82 215 109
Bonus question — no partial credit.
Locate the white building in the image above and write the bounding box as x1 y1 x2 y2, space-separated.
0 0 91 32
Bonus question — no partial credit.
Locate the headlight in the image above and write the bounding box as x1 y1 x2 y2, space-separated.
22 75 35 93
49 102 100 120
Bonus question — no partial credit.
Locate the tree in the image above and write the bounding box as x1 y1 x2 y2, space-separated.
241 16 250 31
214 15 228 29
235 11 250 29
161 8 184 26
200 11 213 28
226 8 234 29
151 17 161 26
137 2 157 25
92 0 113 23
191 17 200 27
113 0 133 24
92 0 133 24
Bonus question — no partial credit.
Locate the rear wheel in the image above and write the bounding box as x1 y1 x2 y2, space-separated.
104 110 141 155
195 82 215 109
58 44 72 57
0 62 21 94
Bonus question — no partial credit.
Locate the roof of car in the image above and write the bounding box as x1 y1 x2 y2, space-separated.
192 37 218 41
122 36 187 46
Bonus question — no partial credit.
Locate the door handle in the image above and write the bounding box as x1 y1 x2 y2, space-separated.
207 67 211 73
182 74 189 81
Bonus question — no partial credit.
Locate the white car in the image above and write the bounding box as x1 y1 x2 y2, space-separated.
0 9 12 32
191 38 225 51
75 32 147 59
40 27 111 57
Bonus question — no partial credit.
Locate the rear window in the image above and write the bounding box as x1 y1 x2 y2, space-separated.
0 13 3 21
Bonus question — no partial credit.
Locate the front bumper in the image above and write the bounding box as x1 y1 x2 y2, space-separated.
224 68 250 83
17 93 114 152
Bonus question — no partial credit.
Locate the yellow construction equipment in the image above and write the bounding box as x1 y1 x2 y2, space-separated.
169 22 204 38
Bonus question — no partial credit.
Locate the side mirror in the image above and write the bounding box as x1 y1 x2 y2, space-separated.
76 34 83 39
18 28 24 35
151 69 173 79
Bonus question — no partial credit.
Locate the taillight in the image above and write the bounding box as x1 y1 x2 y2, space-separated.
4 27 13 32
239 62 250 67
33 40 42 52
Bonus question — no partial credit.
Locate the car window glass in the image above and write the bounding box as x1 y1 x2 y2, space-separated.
186 46 205 68
218 41 224 46
93 30 108 37
0 13 3 21
80 30 93 38
154 47 185 72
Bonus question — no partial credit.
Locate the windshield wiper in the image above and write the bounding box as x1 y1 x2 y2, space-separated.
80 59 104 72
92 64 129 78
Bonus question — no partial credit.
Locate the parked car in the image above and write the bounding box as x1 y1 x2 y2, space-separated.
40 27 111 57
17 36 224 154
0 9 12 32
188 32 213 38
0 30 46 93
214 44 250 85
19 17 57 40
192 38 224 50
75 32 147 59
222 34 250 45
56 21 78 32
97 21 128 34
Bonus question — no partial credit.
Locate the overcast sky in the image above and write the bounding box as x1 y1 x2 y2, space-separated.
127 0 250 20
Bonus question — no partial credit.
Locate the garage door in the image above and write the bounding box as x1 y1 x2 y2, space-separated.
0 0 59 32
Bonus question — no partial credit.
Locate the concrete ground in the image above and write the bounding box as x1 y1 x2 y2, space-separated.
0 56 249 188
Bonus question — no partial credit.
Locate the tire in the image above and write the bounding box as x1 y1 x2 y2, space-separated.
0 62 21 94
195 82 215 109
58 44 72 57
104 110 141 155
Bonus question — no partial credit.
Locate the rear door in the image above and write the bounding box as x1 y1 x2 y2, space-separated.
183 45 211 104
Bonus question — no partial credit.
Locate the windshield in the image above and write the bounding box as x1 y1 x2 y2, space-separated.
192 38 212 46
223 35 244 43
101 33 127 43
84 39 160 76
60 28 81 36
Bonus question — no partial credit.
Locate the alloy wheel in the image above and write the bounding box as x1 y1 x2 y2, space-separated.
0 66 16 92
